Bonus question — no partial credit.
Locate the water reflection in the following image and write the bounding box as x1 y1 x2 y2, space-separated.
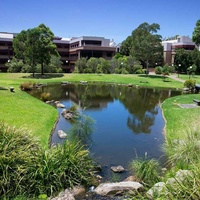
28 83 182 172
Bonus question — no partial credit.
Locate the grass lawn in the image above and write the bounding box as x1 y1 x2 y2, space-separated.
162 93 200 141
0 72 191 147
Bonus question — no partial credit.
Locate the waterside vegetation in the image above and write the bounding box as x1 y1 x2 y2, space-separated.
1 73 200 199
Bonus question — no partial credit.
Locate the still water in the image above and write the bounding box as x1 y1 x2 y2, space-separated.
29 83 182 179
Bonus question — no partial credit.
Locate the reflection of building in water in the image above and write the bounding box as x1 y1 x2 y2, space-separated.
68 91 113 110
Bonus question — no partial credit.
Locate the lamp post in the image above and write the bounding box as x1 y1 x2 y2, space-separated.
189 66 192 79
178 64 181 78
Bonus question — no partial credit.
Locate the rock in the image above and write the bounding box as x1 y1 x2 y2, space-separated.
146 182 166 199
57 130 67 139
94 181 143 196
123 176 138 182
128 84 133 87
64 112 73 120
175 169 193 182
56 103 65 108
80 80 88 84
111 165 125 173
70 185 86 199
9 87 14 92
49 188 75 200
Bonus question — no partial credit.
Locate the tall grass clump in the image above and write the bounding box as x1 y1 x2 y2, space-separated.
129 154 161 187
164 128 200 169
19 81 37 91
0 122 95 199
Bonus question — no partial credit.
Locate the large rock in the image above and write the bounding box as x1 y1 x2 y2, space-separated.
56 103 65 108
111 165 125 173
70 185 86 199
57 130 67 139
146 182 166 199
94 181 143 196
49 189 75 200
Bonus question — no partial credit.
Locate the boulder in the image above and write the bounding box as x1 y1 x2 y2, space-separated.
56 103 65 108
49 189 75 200
64 113 73 120
70 185 86 199
111 165 125 173
57 130 67 139
146 182 166 199
94 181 143 196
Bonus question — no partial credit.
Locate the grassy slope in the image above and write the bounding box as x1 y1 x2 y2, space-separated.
162 93 200 141
0 88 58 147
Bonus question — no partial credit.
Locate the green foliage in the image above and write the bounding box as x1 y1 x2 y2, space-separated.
129 154 161 187
183 79 196 89
13 23 59 76
192 19 200 47
74 57 88 73
6 57 24 72
155 66 163 74
0 122 95 199
164 129 200 168
121 22 163 68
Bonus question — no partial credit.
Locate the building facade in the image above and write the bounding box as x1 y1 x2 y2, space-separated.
0 32 116 72
162 36 195 65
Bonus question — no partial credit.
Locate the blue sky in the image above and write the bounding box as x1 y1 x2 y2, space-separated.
1 0 199 44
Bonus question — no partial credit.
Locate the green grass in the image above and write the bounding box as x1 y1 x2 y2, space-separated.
162 93 200 141
0 88 57 147
0 73 184 88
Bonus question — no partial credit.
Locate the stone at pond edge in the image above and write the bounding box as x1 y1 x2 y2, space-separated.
70 185 86 199
146 182 166 199
57 130 67 139
49 189 75 200
94 181 144 196
111 165 125 173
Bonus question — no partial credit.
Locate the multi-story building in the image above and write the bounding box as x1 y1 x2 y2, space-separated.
162 36 196 65
0 32 117 72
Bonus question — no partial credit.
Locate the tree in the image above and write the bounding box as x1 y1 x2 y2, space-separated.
120 36 133 56
74 57 88 73
192 19 200 48
13 24 59 76
131 22 163 72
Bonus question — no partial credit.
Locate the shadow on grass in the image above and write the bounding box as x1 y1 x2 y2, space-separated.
21 73 65 79
138 74 172 82
0 87 8 90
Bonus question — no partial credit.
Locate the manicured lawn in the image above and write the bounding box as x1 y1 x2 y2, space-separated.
0 73 184 88
0 88 57 147
162 93 200 141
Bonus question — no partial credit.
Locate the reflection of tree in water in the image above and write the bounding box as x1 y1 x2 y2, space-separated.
28 83 181 135
127 108 158 134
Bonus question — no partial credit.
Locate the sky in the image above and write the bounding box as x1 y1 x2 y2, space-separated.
0 0 200 44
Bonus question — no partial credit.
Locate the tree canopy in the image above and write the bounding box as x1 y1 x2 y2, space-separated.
120 22 163 70
192 19 200 47
13 24 59 76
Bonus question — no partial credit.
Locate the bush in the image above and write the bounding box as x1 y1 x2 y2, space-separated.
184 79 196 90
129 154 161 187
20 81 36 91
0 122 95 199
40 92 51 101
155 66 162 75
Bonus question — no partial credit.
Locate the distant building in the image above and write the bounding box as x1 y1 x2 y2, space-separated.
162 36 196 65
0 32 117 72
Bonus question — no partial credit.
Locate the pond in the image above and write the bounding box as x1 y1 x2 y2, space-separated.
28 83 182 180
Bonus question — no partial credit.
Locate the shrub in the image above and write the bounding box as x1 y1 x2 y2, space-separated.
20 81 37 91
40 92 51 101
184 79 196 90
155 66 162 75
0 122 95 199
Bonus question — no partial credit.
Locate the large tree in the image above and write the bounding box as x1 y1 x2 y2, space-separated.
192 19 200 48
120 22 163 72
13 24 59 76
131 22 163 71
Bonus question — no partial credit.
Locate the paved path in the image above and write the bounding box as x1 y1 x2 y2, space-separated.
149 72 185 83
